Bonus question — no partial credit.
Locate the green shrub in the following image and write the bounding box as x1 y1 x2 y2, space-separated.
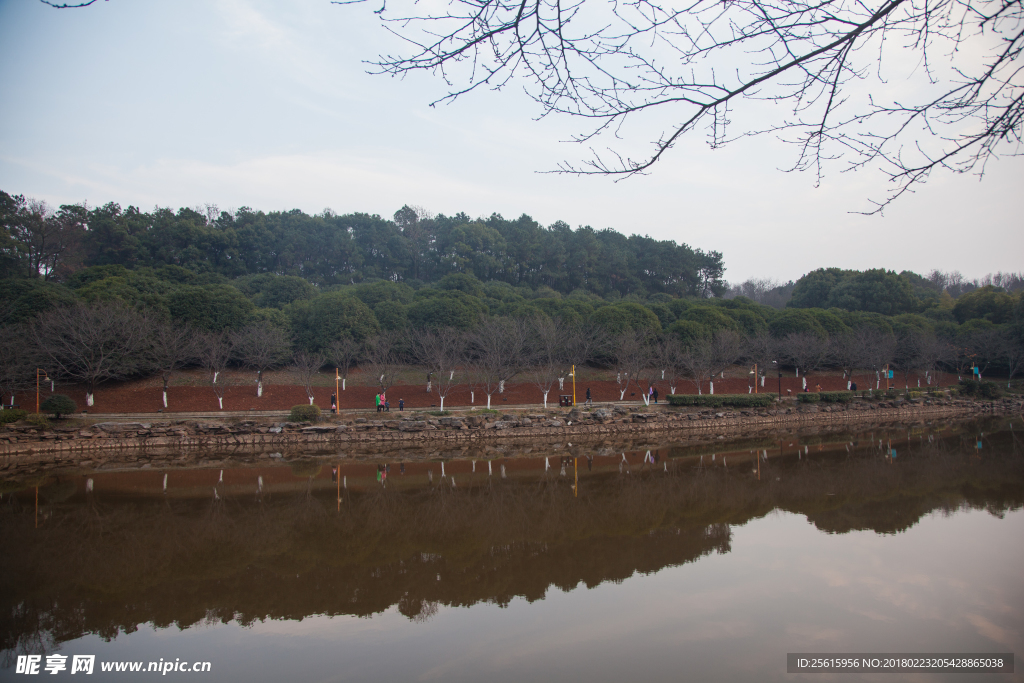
797 393 822 403
907 390 923 399
666 393 777 408
289 404 321 422
819 391 854 403
947 387 959 396
0 409 28 425
40 394 77 418
958 379 1002 399
25 413 51 428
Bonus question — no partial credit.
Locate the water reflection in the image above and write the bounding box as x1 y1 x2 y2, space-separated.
1 418 1022 678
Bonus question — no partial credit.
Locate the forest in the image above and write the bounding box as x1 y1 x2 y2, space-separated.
2 189 1023 410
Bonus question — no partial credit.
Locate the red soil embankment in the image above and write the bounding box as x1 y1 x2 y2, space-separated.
8 371 955 415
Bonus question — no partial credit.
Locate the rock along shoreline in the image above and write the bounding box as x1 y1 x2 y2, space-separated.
2 396 1021 467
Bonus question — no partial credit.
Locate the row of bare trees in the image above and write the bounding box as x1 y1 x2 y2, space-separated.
7 301 1024 411
412 322 1024 408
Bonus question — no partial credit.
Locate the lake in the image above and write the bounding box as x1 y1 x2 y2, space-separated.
2 418 1021 681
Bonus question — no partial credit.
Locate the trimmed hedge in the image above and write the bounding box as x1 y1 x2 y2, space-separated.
667 393 777 408
289 404 322 422
798 391 854 403
0 409 28 425
40 394 77 418
958 379 1002 399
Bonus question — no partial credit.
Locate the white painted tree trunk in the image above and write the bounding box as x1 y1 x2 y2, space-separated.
439 396 444 410
761 376 765 387
802 377 807 390
470 391 474 403
426 381 432 392
545 457 550 471
709 381 714 394
559 377 565 390
308 395 314 405
501 464 506 478
795 368 799 377
342 378 346 390
50 380 54 392
642 394 650 406
218 397 223 409
86 392 94 407
499 380 505 393
488 460 493 476
257 380 263 397
450 370 454 380
163 390 168 408
847 381 852 390
748 387 752 393
487 394 492 409
661 370 665 379
619 388 627 400
669 385 676 394
213 371 219 383
472 461 476 472
542 390 549 409
441 462 445 477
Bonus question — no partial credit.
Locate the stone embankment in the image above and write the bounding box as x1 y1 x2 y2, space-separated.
2 396 1021 464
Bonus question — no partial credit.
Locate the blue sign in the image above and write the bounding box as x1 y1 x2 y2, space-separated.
973 367 980 375
887 370 894 379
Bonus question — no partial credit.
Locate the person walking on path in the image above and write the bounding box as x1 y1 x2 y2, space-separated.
585 387 592 405
652 387 659 403
330 393 337 414
375 393 381 412
399 398 404 411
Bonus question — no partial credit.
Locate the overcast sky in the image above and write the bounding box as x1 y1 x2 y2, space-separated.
1 0 1020 285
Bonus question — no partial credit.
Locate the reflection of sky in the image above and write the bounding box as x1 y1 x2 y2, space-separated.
0 1 1022 282
33 508 1021 683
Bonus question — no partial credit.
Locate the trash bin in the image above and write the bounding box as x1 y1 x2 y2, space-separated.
559 395 573 407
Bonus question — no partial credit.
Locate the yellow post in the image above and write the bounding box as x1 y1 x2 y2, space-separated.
571 365 576 406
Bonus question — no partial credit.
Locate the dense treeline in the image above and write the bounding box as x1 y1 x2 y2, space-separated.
0 191 724 298
2 189 1023 410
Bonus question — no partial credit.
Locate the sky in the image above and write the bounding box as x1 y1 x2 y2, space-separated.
0 0 1021 285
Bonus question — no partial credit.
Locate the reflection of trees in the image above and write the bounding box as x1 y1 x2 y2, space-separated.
2 425 1021 656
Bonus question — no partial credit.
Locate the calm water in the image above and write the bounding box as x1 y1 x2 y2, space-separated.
2 419 1022 682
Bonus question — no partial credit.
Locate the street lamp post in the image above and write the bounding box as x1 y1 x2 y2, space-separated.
571 365 576 406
